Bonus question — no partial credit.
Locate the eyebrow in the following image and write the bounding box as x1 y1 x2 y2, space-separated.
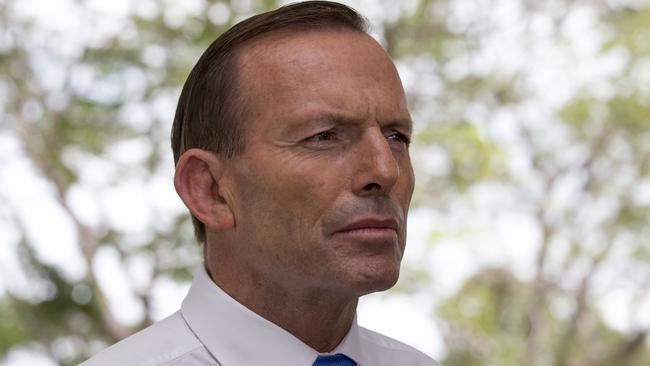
305 112 361 126
284 111 413 135
281 112 359 135
381 117 413 135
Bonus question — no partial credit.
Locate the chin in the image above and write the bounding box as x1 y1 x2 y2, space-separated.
329 241 404 296
349 262 401 296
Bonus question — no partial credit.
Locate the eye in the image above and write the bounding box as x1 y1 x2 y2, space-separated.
301 129 341 150
307 130 337 142
386 132 411 147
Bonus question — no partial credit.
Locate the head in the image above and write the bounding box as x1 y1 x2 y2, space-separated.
171 1 368 244
172 1 415 300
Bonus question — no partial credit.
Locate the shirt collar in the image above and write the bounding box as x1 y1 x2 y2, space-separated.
181 265 366 366
331 316 365 364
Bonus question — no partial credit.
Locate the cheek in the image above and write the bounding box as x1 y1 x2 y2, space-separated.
384 154 413 205
405 168 415 203
280 171 337 225
400 157 415 196
235 160 339 232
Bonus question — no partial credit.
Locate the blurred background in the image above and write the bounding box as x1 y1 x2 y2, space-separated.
1 0 650 365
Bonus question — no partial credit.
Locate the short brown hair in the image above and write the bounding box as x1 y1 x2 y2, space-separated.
171 1 369 244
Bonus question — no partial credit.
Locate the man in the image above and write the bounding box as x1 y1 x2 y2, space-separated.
82 1 438 365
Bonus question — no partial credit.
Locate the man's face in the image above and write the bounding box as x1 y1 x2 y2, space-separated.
224 30 414 298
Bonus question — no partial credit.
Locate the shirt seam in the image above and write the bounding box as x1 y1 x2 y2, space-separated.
179 305 225 365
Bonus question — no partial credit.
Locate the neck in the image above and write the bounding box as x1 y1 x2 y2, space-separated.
206 262 358 352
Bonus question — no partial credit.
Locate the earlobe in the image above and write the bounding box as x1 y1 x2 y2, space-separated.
174 149 235 231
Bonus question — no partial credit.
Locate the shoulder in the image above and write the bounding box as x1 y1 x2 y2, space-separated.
80 311 211 366
357 326 440 366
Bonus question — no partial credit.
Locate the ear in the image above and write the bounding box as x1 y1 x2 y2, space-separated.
174 148 235 231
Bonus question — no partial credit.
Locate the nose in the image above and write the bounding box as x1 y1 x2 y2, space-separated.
352 128 399 197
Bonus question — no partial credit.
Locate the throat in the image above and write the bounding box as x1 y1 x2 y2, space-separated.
209 263 358 352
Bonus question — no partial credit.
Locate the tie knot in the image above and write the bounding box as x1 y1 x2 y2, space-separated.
312 353 357 366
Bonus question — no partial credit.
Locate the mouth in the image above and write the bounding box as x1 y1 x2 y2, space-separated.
334 217 399 242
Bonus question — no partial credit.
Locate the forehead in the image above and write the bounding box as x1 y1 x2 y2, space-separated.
234 30 409 135
238 29 397 83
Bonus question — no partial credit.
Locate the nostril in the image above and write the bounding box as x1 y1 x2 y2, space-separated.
362 182 382 192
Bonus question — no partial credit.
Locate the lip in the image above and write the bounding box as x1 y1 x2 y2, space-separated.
336 217 399 234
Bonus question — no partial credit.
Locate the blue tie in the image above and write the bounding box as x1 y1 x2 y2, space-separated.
312 353 357 366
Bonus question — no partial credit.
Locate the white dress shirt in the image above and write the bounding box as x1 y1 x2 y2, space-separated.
80 266 439 366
